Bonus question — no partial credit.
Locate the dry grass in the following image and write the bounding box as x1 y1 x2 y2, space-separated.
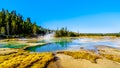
0 51 54 68
57 51 101 63
57 50 120 63
79 36 118 39
27 39 38 43
100 53 120 63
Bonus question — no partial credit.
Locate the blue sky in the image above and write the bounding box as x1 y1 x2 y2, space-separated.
0 0 120 33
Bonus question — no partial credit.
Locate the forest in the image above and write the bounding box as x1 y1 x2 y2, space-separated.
0 9 52 38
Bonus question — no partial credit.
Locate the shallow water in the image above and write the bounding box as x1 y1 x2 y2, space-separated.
26 38 120 52
0 43 26 48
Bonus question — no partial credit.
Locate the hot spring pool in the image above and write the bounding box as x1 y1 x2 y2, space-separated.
25 38 120 52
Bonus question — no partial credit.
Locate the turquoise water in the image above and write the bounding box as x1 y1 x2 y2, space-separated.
26 38 120 52
0 43 27 48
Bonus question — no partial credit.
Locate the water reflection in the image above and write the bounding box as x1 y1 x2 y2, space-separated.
54 39 72 47
26 38 72 52
25 38 120 52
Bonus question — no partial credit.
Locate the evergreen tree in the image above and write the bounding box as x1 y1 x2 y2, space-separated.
0 9 51 38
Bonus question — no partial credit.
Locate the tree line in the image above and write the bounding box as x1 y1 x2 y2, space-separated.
55 27 79 37
79 33 120 37
0 9 52 38
55 27 120 37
